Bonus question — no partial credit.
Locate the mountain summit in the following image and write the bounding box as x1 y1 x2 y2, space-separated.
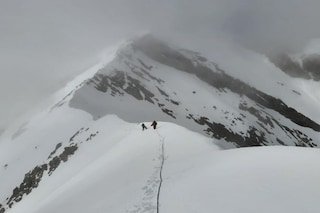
67 35 320 147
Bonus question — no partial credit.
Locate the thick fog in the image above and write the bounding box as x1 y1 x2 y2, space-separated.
1 0 320 130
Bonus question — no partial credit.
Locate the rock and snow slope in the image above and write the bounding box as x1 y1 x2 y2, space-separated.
2 115 320 213
1 35 320 212
69 35 320 147
2 117 217 213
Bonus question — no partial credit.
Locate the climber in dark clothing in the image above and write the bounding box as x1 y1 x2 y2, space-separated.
142 123 147 131
151 121 157 129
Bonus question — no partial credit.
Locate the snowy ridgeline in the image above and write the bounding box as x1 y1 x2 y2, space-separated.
0 114 320 213
1 35 320 212
64 35 320 148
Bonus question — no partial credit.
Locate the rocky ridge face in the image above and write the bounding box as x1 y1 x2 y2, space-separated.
0 127 99 212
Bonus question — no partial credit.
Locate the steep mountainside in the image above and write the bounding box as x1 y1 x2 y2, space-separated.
68 35 320 148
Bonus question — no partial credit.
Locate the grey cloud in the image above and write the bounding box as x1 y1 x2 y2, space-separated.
1 0 320 129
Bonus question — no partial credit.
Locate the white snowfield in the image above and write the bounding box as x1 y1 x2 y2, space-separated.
1 114 320 213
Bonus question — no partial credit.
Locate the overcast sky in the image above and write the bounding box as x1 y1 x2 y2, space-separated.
1 0 320 130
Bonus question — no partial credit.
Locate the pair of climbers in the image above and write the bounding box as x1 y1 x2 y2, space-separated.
141 121 157 130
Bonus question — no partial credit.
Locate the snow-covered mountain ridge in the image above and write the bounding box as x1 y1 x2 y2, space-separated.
1 116 320 213
1 35 320 212
67 35 320 147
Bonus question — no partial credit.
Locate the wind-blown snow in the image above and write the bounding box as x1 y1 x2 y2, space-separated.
0 43 122 144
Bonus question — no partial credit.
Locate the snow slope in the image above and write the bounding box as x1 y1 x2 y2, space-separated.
162 146 320 213
3 115 320 213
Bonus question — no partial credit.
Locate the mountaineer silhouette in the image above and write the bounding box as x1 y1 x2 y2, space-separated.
151 121 158 129
141 123 147 131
